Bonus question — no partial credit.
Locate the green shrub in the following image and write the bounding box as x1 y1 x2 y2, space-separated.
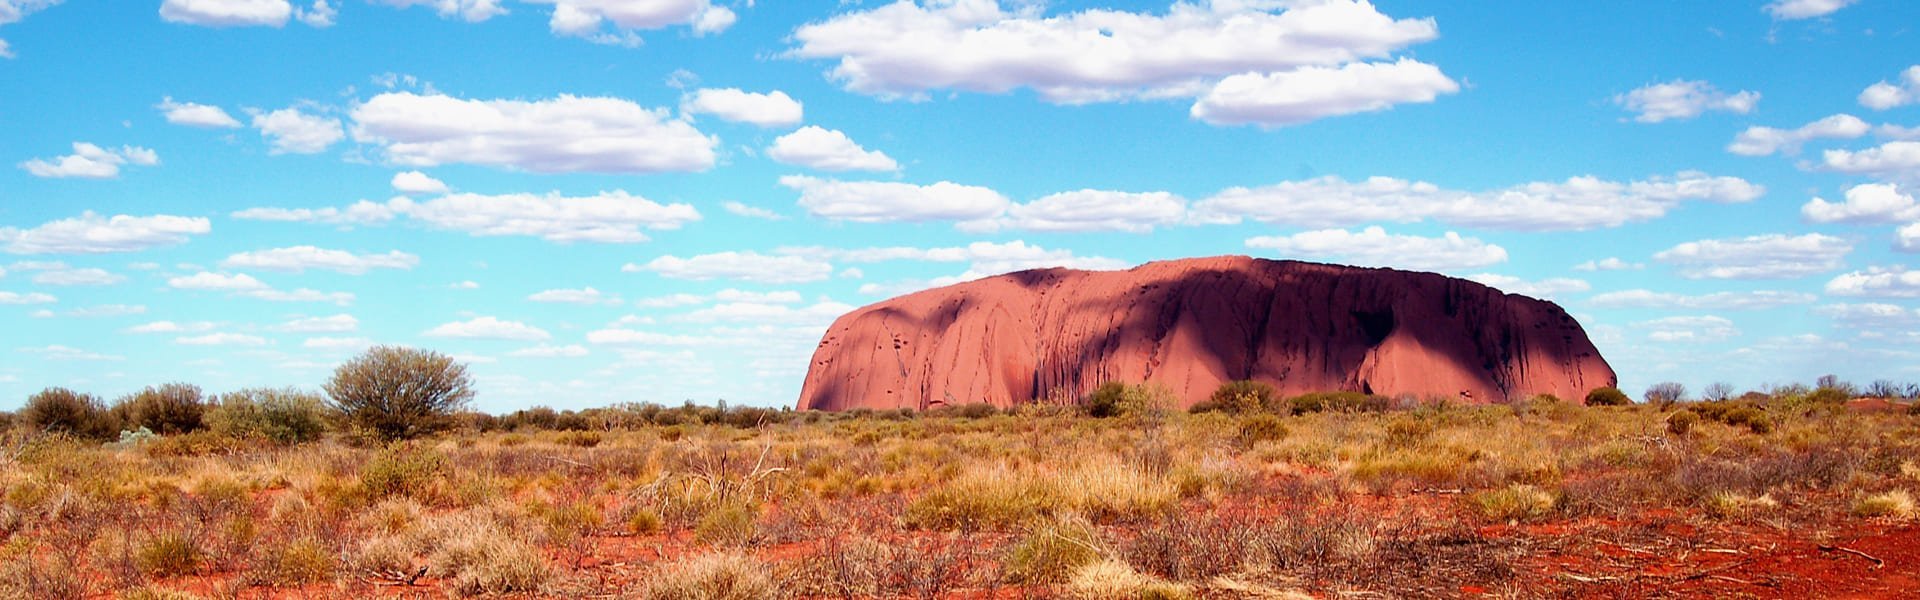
1288 391 1387 415
1583 387 1631 407
122 383 207 435
1083 382 1128 418
137 533 203 577
1470 484 1558 522
1235 414 1288 447
1209 380 1278 413
360 445 448 500
206 388 328 444
249 537 335 585
20 387 117 440
1666 410 1698 436
693 503 757 547
325 346 474 441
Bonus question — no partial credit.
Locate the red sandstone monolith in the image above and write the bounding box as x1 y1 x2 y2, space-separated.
796 256 1615 410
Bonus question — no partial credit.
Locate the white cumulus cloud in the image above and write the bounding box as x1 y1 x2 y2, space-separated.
251 106 344 154
157 97 242 128
1727 114 1869 156
372 0 505 22
996 190 1186 233
528 287 622 305
1654 233 1851 280
1245 226 1507 271
1821 141 1920 179
350 92 717 174
1826 266 1920 298
160 0 293 28
1192 171 1761 232
424 316 552 340
0 212 209 254
631 251 835 284
176 332 269 346
509 344 589 358
1636 315 1740 343
391 171 450 194
1465 274 1592 300
1615 79 1759 123
235 191 700 243
682 88 803 127
1586 289 1817 310
1801 183 1919 224
1574 257 1645 272
1192 58 1457 127
19 142 160 178
273 313 358 333
1765 0 1857 20
222 246 418 274
1859 65 1920 110
781 175 1007 225
767 127 899 172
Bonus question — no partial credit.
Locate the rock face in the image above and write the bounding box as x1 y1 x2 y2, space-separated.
796 256 1616 411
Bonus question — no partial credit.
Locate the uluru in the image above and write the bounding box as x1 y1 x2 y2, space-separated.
797 256 1616 411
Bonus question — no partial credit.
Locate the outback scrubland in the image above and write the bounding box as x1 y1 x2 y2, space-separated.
2 349 1919 599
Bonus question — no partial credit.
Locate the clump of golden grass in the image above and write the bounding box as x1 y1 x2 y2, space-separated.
640 551 777 600
1852 490 1916 519
1068 559 1192 599
1469 484 1559 522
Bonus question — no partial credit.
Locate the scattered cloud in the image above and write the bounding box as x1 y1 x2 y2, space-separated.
767 127 899 172
126 321 218 334
222 246 418 274
682 88 803 127
631 251 835 284
1899 223 1920 252
995 190 1186 233
391 171 449 194
31 266 124 286
1245 226 1507 271
272 313 358 333
781 175 1006 225
230 200 398 227
1615 79 1759 123
1465 274 1592 299
1192 58 1457 127
789 0 1443 126
1826 266 1920 298
372 0 505 22
1801 183 1918 224
1653 233 1851 279
160 0 294 28
1636 315 1740 343
1817 303 1920 330
721 201 783 220
0 291 57 305
157 97 242 128
350 92 716 173
0 212 209 254
251 106 344 154
1858 65 1919 110
235 191 699 243
177 332 269 346
1191 171 1762 231
167 271 353 305
528 287 622 305
1726 113 1868 156
508 344 589 358
1587 289 1817 310
303 336 372 349
1764 0 1857 20
19 345 123 361
19 142 159 178
423 316 552 340
1574 257 1645 272
1821 141 1920 179
530 0 735 43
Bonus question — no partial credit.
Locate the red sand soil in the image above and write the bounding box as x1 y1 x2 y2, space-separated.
797 256 1616 411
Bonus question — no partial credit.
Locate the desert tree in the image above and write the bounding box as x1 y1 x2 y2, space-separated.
20 387 116 440
1644 382 1686 408
1865 379 1901 399
324 346 474 441
1701 382 1735 402
123 382 208 435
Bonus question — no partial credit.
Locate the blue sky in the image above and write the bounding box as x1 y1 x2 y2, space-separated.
2 0 1919 411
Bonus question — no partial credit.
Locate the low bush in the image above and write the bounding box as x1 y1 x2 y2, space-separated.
1853 490 1916 519
122 383 208 435
1235 414 1288 448
1583 387 1631 407
136 533 203 577
205 388 328 444
360 445 449 500
20 387 117 440
1665 411 1698 436
1470 484 1559 522
1288 391 1387 415
1208 380 1278 413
